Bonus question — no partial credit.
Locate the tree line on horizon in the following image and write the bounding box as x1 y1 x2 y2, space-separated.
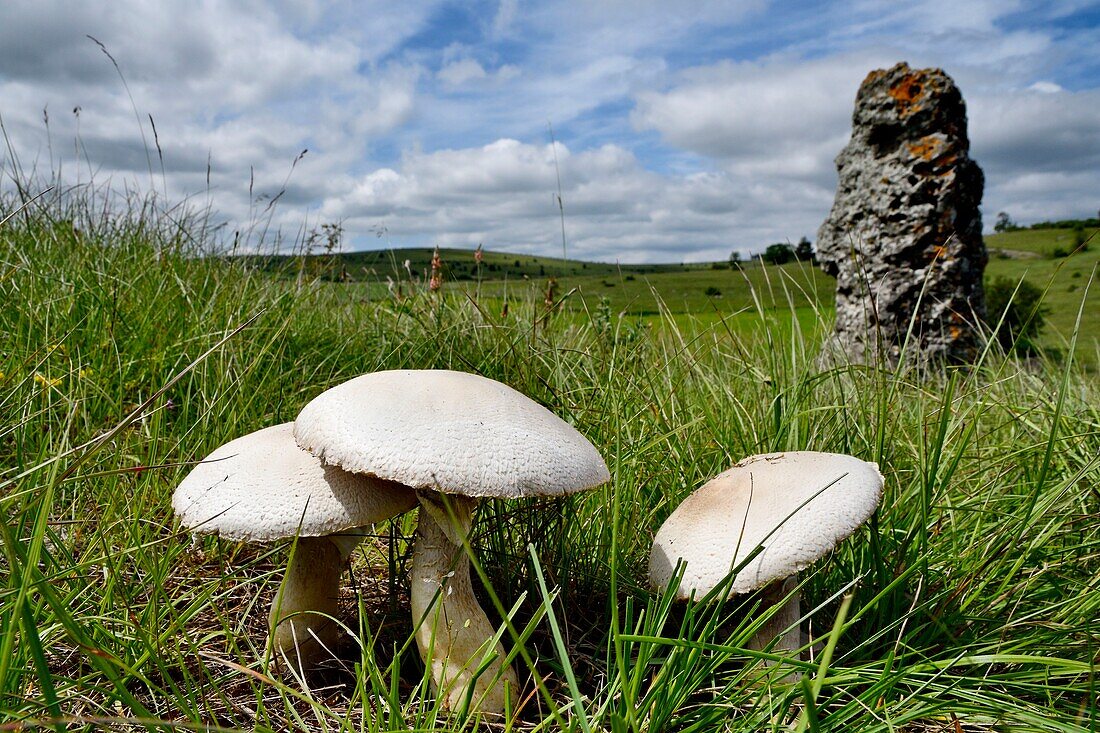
730 236 816 267
993 211 1100 233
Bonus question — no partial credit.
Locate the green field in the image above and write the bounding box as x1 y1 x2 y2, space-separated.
287 226 1097 357
986 226 1097 257
984 228 1099 355
2 193 1098 732
379 262 829 317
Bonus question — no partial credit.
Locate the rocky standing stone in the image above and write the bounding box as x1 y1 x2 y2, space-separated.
816 62 987 366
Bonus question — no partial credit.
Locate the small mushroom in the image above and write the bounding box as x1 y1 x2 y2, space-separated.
294 369 610 715
173 422 418 668
649 452 882 662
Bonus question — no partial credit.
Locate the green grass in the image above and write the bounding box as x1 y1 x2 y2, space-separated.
274 229 1097 356
985 227 1098 257
402 262 829 321
1 188 1098 732
985 228 1100 356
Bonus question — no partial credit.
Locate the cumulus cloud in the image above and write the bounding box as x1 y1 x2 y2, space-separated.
969 87 1100 221
1028 81 1063 93
439 59 489 86
632 53 887 179
321 139 795 262
634 44 1100 237
0 0 424 239
437 58 519 87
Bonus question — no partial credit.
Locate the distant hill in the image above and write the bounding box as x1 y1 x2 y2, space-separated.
242 246 750 283
242 226 1095 284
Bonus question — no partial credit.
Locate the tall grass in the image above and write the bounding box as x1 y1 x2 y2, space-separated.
1 184 1097 732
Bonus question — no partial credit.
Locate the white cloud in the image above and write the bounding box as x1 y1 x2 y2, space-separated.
439 58 489 86
1028 81 1064 93
492 0 518 37
0 0 425 241
634 47 1100 237
436 58 518 87
836 0 1023 35
318 138 820 262
969 87 1100 222
632 53 887 177
970 88 1100 174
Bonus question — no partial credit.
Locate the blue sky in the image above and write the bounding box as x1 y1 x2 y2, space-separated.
1 0 1098 262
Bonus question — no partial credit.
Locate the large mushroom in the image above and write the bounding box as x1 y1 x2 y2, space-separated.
649 452 882 663
173 422 418 668
293 369 610 715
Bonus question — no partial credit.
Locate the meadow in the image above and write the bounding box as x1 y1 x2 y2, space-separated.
1 186 1098 732
983 227 1099 355
264 225 1099 358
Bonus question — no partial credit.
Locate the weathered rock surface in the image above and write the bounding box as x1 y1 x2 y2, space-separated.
816 62 987 366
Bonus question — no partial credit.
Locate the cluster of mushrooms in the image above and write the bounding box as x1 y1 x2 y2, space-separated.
173 369 882 716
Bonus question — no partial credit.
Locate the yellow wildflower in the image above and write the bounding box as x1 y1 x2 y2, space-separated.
34 373 61 388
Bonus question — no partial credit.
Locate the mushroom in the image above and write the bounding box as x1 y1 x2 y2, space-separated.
293 369 610 715
173 422 418 668
649 451 882 663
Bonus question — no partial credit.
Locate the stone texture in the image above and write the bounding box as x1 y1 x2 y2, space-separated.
816 62 987 366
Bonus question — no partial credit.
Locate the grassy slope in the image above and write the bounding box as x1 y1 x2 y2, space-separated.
986 227 1098 256
254 246 711 283
2 194 1098 731
432 262 830 316
984 228 1100 356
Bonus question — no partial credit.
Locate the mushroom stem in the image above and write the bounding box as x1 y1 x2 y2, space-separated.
411 491 518 715
269 535 351 668
745 575 802 671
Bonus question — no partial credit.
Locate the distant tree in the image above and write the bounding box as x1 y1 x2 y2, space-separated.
761 243 795 266
704 285 722 297
984 276 1048 354
1072 224 1087 251
728 250 743 269
994 211 1016 233
794 236 815 262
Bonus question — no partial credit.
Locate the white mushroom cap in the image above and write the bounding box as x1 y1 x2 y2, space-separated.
293 370 610 498
173 422 418 542
649 452 883 600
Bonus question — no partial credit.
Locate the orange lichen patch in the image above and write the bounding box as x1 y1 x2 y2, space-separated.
908 135 946 161
950 325 962 339
931 244 948 260
889 71 930 117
